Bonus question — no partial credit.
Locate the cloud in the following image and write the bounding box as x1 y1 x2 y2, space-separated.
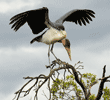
0 46 48 70
0 0 41 13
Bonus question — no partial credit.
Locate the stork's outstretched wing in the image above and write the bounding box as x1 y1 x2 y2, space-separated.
10 7 49 34
55 9 95 26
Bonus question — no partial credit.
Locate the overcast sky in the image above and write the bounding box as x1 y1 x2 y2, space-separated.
0 0 110 100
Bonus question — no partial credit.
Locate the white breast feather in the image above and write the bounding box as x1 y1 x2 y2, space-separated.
41 27 67 44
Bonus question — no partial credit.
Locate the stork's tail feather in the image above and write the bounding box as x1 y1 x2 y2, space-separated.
30 39 35 44
30 31 47 44
30 35 42 44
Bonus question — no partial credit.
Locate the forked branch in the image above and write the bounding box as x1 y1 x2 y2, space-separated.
12 60 110 100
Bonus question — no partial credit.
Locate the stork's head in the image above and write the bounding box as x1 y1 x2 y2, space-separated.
61 39 71 60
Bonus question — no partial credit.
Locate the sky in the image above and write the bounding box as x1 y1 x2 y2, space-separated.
0 0 110 100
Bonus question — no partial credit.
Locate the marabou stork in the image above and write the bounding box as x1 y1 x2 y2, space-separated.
9 7 95 63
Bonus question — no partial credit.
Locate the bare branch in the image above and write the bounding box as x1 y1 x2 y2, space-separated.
13 60 109 100
42 91 48 100
13 59 86 100
48 78 51 100
95 65 110 100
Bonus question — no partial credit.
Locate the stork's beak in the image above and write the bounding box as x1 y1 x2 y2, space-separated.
61 39 71 61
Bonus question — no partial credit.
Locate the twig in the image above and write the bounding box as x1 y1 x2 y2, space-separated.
42 90 48 100
95 65 110 100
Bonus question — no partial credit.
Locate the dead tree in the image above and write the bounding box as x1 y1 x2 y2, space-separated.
12 59 110 100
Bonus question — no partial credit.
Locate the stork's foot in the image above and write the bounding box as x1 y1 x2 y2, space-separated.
46 58 63 69
56 58 60 62
54 57 60 62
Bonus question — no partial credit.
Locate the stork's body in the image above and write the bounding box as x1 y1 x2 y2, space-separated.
40 26 67 45
10 7 95 63
30 25 69 62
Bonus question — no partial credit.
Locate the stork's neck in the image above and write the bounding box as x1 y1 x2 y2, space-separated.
48 22 65 31
45 17 65 31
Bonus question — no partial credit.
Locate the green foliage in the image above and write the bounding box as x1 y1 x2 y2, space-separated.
51 73 110 100
89 94 96 100
102 86 110 100
51 75 80 99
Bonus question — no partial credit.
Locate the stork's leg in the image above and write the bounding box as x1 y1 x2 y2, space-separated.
48 45 50 64
50 44 58 60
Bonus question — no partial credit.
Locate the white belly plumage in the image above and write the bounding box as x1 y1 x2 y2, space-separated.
41 27 67 44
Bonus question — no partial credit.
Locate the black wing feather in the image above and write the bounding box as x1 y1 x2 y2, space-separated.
85 13 92 21
14 20 26 31
10 7 48 34
11 15 26 30
10 13 27 25
86 11 95 18
55 9 95 26
84 17 90 24
86 10 95 14
80 17 86 25
78 19 82 26
74 20 77 24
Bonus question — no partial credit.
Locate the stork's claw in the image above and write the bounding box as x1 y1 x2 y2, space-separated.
56 58 60 61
